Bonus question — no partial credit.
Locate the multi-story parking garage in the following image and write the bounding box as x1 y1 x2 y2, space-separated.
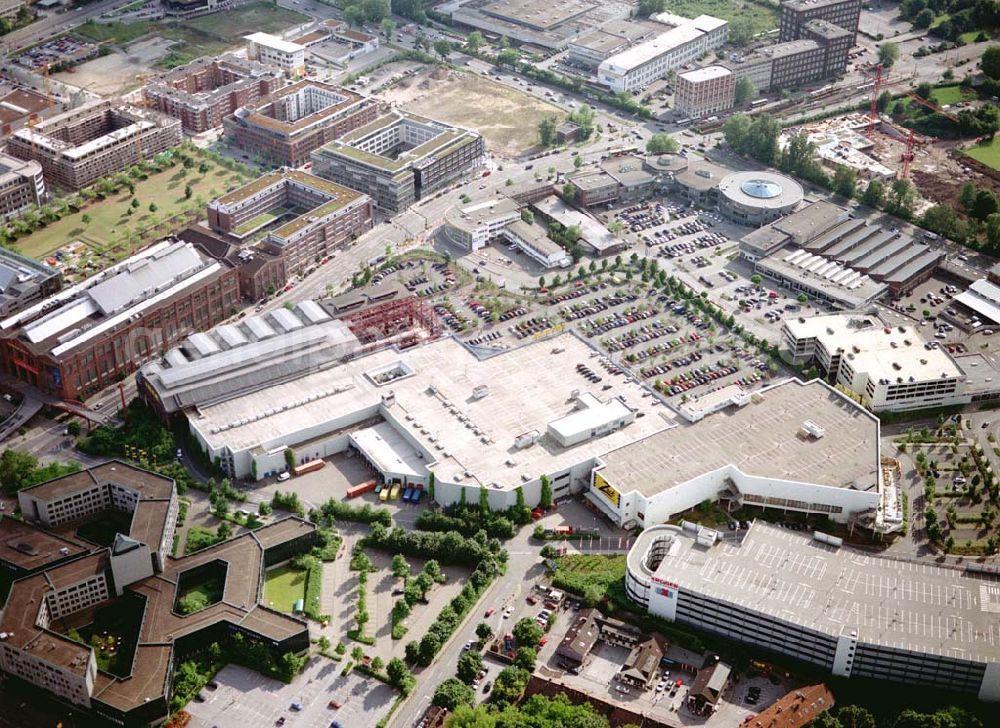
626 521 1000 700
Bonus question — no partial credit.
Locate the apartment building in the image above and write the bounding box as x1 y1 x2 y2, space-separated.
0 462 316 727
208 169 374 274
144 55 286 134
224 81 377 167
597 15 728 93
244 32 306 76
311 109 485 213
5 101 182 191
0 152 45 218
627 522 1000 701
0 239 239 400
779 0 861 43
674 66 735 118
780 314 967 412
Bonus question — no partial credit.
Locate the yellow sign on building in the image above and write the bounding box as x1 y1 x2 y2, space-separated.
594 471 620 508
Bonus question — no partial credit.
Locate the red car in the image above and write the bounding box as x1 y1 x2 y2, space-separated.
526 595 538 605
328 700 341 709
539 636 548 647
485 608 495 617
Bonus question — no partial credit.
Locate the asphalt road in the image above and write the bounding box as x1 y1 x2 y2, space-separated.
0 0 122 53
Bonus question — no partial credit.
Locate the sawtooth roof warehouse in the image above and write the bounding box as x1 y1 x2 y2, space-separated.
139 303 897 533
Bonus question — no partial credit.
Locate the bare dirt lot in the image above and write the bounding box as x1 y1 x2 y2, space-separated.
53 37 174 96
381 67 563 158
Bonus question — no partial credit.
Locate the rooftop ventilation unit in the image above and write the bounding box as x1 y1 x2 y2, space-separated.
801 420 825 439
471 385 489 400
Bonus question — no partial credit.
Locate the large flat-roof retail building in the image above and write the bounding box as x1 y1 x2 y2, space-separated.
451 0 630 51
0 461 315 727
144 55 286 134
626 521 1000 700
0 239 239 400
598 15 728 93
224 81 377 167
311 109 485 213
208 168 374 275
139 307 893 532
6 100 182 191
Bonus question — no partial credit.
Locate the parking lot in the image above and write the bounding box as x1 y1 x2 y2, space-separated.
186 660 397 728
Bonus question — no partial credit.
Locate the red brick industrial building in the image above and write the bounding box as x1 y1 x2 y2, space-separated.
0 239 240 400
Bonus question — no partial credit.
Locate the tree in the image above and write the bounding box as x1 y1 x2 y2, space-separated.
646 133 679 154
318 636 331 653
573 153 584 169
876 90 893 113
457 650 484 683
862 178 886 208
972 190 1000 221
424 559 443 583
916 82 933 100
386 657 415 695
539 475 552 510
351 645 364 662
521 208 534 225
723 114 752 152
465 31 484 54
491 666 530 706
836 705 877 728
637 0 665 16
344 4 365 27
833 167 857 199
362 0 388 22
476 622 494 641
960 183 978 211
734 77 757 106
131 197 141 208
728 16 755 46
381 18 396 37
538 116 558 147
512 617 543 648
750 274 762 286
81 213 92 225
986 213 1000 250
878 42 900 69
479 485 490 512
258 501 272 516
983 46 1000 80
568 104 595 141
178 591 208 614
433 39 451 60
391 554 410 578
913 8 935 27
184 184 193 199
513 646 537 670
921 205 963 239
497 48 519 68
562 183 577 205
148 202 158 213
433 677 475 710
538 275 546 289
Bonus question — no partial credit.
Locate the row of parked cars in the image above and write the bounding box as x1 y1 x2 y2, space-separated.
510 316 554 339
434 304 471 333
601 319 681 352
641 351 703 379
580 306 658 338
629 332 704 367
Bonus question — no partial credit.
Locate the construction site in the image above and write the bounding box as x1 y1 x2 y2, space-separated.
783 65 1000 218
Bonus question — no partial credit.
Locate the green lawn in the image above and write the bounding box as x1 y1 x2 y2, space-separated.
663 0 777 35
76 2 308 68
264 565 307 613
930 84 975 106
234 208 284 235
964 136 1000 171
13 159 246 261
552 554 626 605
183 2 309 39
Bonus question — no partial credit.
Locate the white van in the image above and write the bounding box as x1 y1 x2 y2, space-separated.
277 472 291 482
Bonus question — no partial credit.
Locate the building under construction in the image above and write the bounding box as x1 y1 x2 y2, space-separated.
6 100 182 190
